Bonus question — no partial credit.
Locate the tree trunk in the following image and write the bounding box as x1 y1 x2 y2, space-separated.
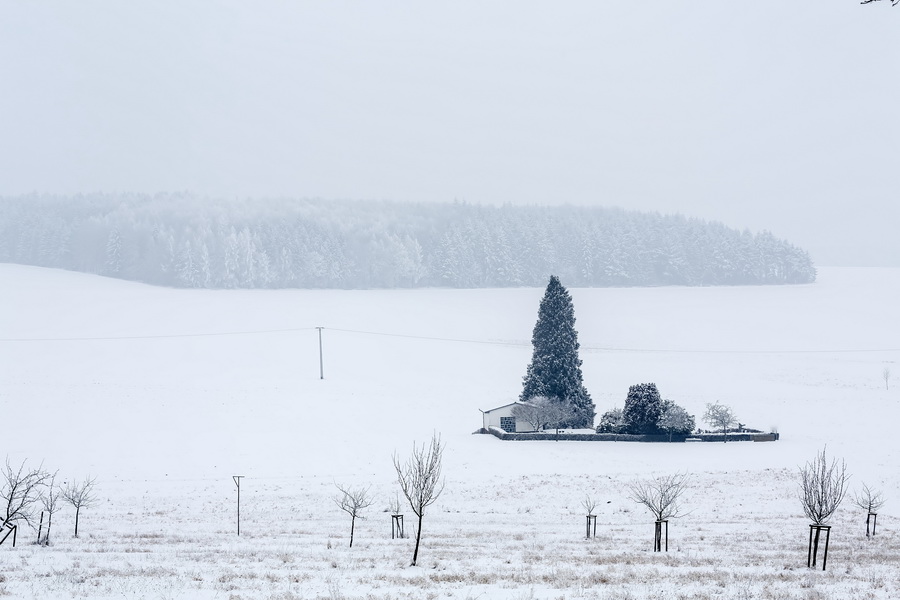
74 506 80 538
811 527 821 566
412 513 424 566
349 515 355 548
46 512 52 545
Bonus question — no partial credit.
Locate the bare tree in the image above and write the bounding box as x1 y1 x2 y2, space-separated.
388 492 403 516
393 434 445 566
388 491 405 538
703 403 737 442
627 473 690 551
853 483 885 537
582 494 598 538
512 396 576 434
38 472 62 545
883 367 891 391
861 0 899 6
1 458 51 529
581 494 597 515
333 483 374 548
62 476 98 538
799 448 849 568
511 398 549 432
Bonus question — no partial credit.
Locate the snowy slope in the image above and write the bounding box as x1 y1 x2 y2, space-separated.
1 264 898 599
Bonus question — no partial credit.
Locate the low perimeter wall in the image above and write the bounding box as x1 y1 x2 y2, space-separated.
483 427 779 443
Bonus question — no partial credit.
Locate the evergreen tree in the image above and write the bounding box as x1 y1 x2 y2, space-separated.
520 276 595 428
623 383 664 435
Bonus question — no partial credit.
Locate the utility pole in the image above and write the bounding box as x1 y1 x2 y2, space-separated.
316 326 324 379
233 476 244 536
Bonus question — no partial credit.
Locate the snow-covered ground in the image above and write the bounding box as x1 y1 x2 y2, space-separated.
1 264 898 599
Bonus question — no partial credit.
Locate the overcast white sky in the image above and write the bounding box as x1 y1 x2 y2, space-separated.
1 2 897 266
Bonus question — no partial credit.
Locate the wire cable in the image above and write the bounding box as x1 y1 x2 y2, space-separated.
2 325 897 354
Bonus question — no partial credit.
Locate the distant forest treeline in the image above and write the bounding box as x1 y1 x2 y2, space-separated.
0 195 816 288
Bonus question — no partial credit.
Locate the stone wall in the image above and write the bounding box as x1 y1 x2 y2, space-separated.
483 427 779 443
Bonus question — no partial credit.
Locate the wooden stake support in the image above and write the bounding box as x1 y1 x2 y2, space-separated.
391 514 404 539
807 524 832 570
0 519 16 547
654 520 669 552
37 511 44 545
867 513 878 538
585 514 597 538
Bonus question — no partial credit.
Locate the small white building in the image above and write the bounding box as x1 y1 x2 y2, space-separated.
480 402 533 433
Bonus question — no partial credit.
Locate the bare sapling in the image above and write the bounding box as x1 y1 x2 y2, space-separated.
38 472 62 545
853 483 885 537
62 476 98 538
1 458 51 530
883 367 891 391
393 433 445 566
334 483 374 548
627 472 690 551
581 494 597 515
389 492 405 539
799 448 849 569
582 494 598 538
389 493 403 516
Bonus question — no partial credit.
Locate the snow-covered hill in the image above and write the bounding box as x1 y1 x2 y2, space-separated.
1 265 898 599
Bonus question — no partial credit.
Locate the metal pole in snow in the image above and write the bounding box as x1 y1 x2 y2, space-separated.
233 476 244 536
316 327 324 379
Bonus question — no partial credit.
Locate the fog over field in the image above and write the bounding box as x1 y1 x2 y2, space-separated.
2 1 898 597
1 1 898 266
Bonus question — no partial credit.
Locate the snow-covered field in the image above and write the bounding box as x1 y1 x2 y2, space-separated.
1 264 899 600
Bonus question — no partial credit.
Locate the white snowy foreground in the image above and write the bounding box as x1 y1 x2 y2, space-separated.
1 264 898 599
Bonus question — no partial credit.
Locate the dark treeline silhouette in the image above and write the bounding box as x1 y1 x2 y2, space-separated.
0 194 816 289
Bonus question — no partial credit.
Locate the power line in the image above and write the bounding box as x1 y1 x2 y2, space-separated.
327 327 528 347
0 327 317 342
1 324 897 355
581 345 900 355
328 328 900 354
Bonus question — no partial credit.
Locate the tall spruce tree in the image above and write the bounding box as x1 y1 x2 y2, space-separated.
520 276 595 428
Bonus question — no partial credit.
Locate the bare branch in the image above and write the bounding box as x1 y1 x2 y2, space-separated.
388 492 403 515
853 483 885 514
334 483 374 518
627 472 690 521
334 483 375 548
581 494 597 515
703 403 737 440
798 448 850 525
393 433 445 566
1 458 51 529
62 475 98 538
38 472 62 545
512 396 576 432
393 435 445 519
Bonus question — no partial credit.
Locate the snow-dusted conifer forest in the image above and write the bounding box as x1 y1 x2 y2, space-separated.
0 195 816 289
